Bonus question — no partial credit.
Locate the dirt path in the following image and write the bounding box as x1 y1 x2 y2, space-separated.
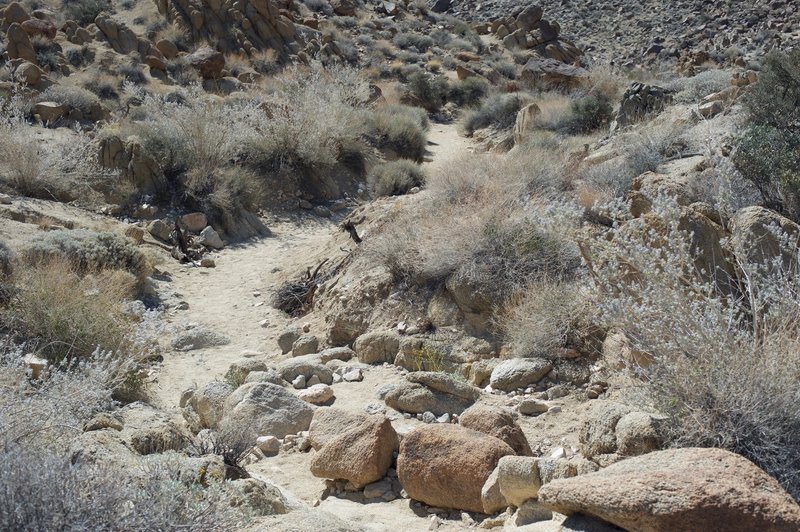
150 122 493 530
151 216 339 410
423 120 474 174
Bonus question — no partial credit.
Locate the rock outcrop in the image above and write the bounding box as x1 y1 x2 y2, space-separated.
153 0 298 56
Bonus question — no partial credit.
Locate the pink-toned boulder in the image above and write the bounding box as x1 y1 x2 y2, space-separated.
538 448 800 532
397 424 515 513
310 416 399 487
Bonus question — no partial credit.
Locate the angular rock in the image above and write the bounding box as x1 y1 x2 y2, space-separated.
397 424 515 513
481 466 508 514
297 383 334 405
188 380 235 429
538 448 800 532
223 382 313 438
188 46 225 79
308 407 368 450
200 226 224 249
459 403 533 456
497 455 542 507
292 334 319 357
310 416 399 488
489 358 553 392
354 331 399 364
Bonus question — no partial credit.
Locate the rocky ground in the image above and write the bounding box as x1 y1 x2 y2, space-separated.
449 0 800 68
2 0 800 530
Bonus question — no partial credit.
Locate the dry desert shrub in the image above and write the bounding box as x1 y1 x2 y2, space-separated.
367 159 426 197
11 258 139 364
367 151 582 308
585 195 800 499
499 279 593 359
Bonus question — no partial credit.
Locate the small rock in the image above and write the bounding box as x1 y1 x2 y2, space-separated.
518 399 549 416
307 374 321 387
292 334 319 357
436 413 450 423
292 375 307 389
181 212 207 232
200 258 216 268
342 368 363 382
256 435 280 455
199 226 224 249
422 411 436 424
297 384 334 405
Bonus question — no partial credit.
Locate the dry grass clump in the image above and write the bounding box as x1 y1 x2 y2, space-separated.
368 151 582 307
585 195 800 499
500 280 592 359
11 258 138 363
0 98 114 202
38 84 101 117
368 159 426 197
368 104 429 161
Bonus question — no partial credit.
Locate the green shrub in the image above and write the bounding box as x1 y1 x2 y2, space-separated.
734 49 800 219
733 125 800 216
744 49 800 131
406 71 449 112
448 76 489 107
370 104 429 161
463 93 528 135
23 230 150 285
368 160 426 197
566 94 613 133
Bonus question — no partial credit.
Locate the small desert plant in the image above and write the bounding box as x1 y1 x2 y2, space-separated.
565 94 613 133
666 69 731 103
369 104 429 161
500 279 590 358
65 44 95 68
368 160 426 197
448 76 489 107
189 420 257 480
24 229 150 285
406 71 449 112
463 92 529 135
38 85 100 116
393 32 434 53
166 56 200 85
119 63 148 85
410 345 444 372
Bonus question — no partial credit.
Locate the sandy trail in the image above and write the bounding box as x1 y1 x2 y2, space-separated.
151 215 338 410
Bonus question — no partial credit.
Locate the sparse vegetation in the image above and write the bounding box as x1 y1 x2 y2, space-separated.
463 93 530 136
368 160 426 197
585 195 800 499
